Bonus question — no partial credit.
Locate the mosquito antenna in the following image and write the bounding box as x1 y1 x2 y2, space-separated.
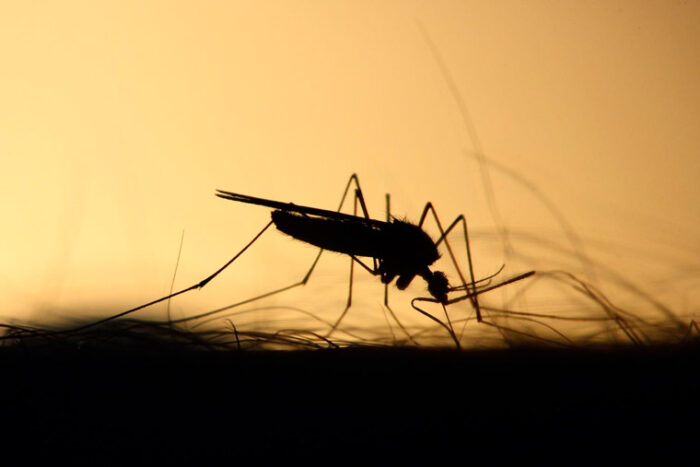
448 264 506 292
446 271 535 305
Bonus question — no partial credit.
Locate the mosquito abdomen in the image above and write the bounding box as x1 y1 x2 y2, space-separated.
271 210 385 258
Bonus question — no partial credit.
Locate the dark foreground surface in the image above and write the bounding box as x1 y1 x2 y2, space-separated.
2 342 698 463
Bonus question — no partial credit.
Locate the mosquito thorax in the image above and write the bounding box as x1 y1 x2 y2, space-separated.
388 219 441 266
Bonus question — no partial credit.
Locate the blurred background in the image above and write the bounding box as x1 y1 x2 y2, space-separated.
1 1 698 347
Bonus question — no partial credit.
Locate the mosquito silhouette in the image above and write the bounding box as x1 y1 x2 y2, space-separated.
56 174 533 348
206 173 533 347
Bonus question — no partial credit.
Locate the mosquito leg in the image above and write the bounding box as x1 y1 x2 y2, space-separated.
55 220 275 334
412 203 480 345
326 183 366 339
418 203 481 322
351 177 379 271
326 193 361 338
382 193 397 343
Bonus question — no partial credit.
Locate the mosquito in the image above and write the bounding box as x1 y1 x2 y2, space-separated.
208 173 533 346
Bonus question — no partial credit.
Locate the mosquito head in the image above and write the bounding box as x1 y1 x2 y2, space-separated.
427 270 449 304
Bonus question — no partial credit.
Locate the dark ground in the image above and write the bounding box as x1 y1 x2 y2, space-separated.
1 341 698 463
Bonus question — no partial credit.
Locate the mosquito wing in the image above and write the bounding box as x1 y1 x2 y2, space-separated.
215 189 387 227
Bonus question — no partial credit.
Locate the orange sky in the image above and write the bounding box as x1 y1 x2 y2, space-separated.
1 1 698 343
